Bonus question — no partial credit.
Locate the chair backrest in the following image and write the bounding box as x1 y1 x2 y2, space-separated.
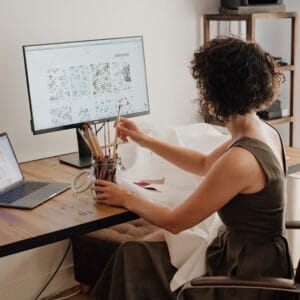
295 260 300 283
285 220 300 283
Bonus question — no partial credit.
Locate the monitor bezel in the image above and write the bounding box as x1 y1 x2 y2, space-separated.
23 35 150 135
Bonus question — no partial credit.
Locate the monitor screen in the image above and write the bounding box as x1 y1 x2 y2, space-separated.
23 36 150 134
0 134 23 191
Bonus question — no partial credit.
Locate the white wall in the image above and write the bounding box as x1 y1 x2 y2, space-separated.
0 1 298 161
0 241 76 300
0 1 299 298
0 0 219 163
0 1 220 299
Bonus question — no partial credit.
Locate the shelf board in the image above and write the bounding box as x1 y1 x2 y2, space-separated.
205 12 297 21
278 65 295 71
251 12 297 19
266 116 294 125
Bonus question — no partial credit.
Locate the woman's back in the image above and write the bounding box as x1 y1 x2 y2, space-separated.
206 136 293 300
219 136 285 237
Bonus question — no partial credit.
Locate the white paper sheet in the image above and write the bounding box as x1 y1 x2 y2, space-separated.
117 122 230 291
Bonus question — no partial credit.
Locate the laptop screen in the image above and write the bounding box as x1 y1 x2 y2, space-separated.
0 134 23 192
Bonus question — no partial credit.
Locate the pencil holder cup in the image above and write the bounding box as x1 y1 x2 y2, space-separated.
71 157 120 197
92 158 117 182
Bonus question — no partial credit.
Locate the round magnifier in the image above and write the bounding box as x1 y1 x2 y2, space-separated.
71 170 94 196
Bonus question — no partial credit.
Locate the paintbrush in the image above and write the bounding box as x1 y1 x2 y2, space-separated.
82 123 101 159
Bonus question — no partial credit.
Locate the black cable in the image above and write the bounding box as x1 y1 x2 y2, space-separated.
33 240 72 300
95 122 105 135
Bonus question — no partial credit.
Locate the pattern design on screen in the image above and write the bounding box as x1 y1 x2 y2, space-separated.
24 36 149 132
47 56 135 126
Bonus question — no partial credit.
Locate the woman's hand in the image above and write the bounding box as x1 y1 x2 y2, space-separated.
92 179 132 208
115 117 151 147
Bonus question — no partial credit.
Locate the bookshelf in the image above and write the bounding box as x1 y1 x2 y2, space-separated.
203 12 297 146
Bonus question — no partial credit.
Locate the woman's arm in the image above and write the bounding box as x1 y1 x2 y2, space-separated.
116 117 232 176
94 146 266 233
144 137 232 176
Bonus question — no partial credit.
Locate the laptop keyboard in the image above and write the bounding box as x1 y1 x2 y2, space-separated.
0 182 48 204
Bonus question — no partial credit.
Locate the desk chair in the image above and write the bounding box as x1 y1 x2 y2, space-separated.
177 220 300 299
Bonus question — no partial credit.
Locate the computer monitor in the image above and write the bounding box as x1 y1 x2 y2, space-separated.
23 36 150 168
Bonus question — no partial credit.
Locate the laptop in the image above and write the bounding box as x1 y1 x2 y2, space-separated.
0 132 70 209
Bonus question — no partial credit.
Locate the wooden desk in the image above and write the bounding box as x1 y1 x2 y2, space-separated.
286 147 300 173
0 157 137 257
1 147 300 257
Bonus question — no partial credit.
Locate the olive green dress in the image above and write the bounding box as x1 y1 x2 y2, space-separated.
92 136 295 300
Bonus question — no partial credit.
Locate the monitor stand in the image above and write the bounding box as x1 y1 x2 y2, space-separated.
58 129 92 168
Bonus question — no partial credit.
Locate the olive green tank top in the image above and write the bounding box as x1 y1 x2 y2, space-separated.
218 136 286 239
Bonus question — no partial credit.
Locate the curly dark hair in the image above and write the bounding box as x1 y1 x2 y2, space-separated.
191 37 285 123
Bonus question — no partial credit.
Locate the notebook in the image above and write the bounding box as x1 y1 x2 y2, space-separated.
0 132 70 209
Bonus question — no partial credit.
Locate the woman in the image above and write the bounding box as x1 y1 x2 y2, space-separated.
92 37 294 300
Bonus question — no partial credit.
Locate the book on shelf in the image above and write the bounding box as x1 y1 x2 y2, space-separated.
220 4 286 15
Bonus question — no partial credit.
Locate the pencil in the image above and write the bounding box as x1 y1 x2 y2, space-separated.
112 104 122 160
83 124 101 159
107 121 111 159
